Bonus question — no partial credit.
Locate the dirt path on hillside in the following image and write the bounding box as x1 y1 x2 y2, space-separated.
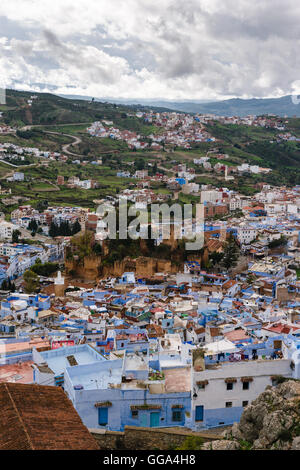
0 161 39 180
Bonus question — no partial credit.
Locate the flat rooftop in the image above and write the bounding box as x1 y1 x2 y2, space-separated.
164 367 191 393
67 361 123 391
39 345 105 376
160 358 184 368
0 361 34 384
124 354 148 371
0 338 50 355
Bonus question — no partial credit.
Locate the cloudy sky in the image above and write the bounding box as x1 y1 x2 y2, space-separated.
1 0 300 101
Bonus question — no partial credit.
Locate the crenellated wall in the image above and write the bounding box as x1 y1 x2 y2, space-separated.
66 253 181 281
102 257 180 278
65 256 102 281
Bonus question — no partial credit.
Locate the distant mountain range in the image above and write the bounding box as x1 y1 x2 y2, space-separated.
60 94 300 117
6 88 300 120
165 95 300 117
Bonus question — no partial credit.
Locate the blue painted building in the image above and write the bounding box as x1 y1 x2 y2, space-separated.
63 352 191 431
32 344 106 387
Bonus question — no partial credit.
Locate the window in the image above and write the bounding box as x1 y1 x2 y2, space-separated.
242 401 248 407
98 407 108 426
172 410 182 422
227 382 233 390
243 381 249 390
131 410 138 419
225 402 232 408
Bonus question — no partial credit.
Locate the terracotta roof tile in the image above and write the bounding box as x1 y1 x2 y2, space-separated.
0 383 99 450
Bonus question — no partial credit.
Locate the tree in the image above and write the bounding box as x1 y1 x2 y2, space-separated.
23 269 39 293
70 231 94 259
72 219 81 235
12 230 21 244
8 279 15 292
28 219 38 233
31 261 59 277
221 234 239 270
16 129 33 139
36 200 48 212
135 159 145 170
209 251 224 265
93 243 102 256
1 279 15 292
49 221 58 238
268 235 288 249
49 220 80 238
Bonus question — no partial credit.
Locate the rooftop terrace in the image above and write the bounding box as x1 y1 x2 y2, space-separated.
66 360 123 391
38 344 105 376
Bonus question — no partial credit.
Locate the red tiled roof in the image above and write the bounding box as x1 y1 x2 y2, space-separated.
206 239 224 253
0 383 99 450
222 280 237 289
210 327 221 337
194 327 205 334
263 323 300 334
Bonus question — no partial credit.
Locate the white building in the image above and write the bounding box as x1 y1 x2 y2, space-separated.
230 196 251 211
237 226 257 244
0 221 18 240
12 172 25 181
192 340 296 429
200 190 223 204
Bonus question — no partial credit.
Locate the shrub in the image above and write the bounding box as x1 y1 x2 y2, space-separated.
176 436 204 450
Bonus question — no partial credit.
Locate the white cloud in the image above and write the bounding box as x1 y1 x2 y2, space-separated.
0 0 300 100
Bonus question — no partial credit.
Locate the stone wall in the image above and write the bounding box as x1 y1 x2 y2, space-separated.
89 426 222 450
89 430 125 450
102 257 180 278
65 256 101 281
84 256 102 280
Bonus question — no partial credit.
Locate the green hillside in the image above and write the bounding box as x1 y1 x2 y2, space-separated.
202 121 300 186
0 90 142 127
2 89 300 187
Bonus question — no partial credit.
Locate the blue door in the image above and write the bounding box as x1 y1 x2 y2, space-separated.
150 412 160 427
140 413 148 427
98 407 108 426
195 406 204 422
